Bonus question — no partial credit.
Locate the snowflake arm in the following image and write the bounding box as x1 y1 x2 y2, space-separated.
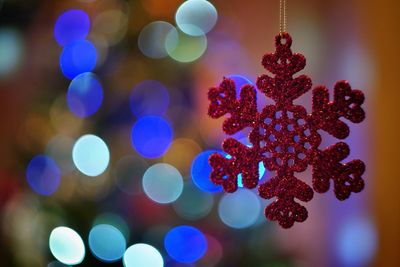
311 81 365 139
208 77 258 135
312 142 365 200
259 174 313 228
209 138 261 192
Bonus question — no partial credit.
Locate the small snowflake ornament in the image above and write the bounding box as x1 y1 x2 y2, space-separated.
208 33 366 228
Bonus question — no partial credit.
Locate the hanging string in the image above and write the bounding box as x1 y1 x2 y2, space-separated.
279 0 287 35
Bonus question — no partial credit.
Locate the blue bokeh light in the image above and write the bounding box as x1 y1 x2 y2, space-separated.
336 217 377 267
54 10 90 46
191 150 222 193
142 163 183 204
175 0 218 36
26 155 61 196
67 72 103 118
131 116 173 158
130 80 170 118
60 40 97 79
218 189 261 229
123 243 163 267
89 224 126 262
164 225 207 263
49 226 85 265
72 134 110 177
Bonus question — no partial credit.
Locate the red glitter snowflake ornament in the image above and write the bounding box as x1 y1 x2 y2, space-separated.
207 33 366 228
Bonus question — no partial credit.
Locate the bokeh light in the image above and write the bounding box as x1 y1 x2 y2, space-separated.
67 72 103 118
130 80 170 117
175 0 218 36
0 28 23 77
218 189 261 229
335 217 377 267
173 183 214 220
165 27 207 63
142 163 183 204
54 10 90 46
131 116 173 158
60 40 97 79
164 225 207 263
26 155 61 196
49 226 85 265
88 224 126 262
138 21 176 59
72 134 110 177
93 213 130 241
114 155 148 195
191 150 222 193
123 243 163 267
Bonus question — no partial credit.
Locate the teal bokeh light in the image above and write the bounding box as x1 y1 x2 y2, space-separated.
218 189 261 229
89 224 126 262
123 243 163 267
72 134 110 177
142 163 183 204
175 0 218 36
49 227 85 265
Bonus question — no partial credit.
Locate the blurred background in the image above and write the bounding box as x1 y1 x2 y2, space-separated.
0 0 398 266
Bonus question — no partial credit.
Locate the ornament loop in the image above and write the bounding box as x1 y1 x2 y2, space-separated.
275 32 292 48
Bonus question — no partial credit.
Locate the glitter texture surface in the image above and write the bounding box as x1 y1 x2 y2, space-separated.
208 33 366 228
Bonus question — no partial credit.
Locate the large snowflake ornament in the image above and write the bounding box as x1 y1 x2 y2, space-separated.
208 33 366 228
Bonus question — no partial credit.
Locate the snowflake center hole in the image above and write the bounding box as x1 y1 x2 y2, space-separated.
275 111 283 119
297 153 306 160
298 119 306 125
258 127 266 135
263 151 272 158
